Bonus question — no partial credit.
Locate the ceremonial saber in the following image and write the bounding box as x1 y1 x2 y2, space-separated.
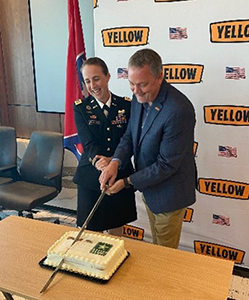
40 186 108 293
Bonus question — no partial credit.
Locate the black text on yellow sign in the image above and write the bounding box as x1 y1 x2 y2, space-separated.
93 0 98 9
101 27 150 47
183 208 194 223
122 225 144 240
210 19 249 43
204 106 249 126
163 64 204 84
194 241 245 264
198 178 249 200
193 141 198 156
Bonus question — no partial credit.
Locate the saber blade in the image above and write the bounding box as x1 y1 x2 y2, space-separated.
40 186 108 293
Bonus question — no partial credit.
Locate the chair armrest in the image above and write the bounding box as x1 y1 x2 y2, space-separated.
44 171 60 180
44 171 62 192
0 165 20 181
0 164 17 172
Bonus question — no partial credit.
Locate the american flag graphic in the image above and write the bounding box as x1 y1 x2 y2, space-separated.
218 145 237 158
213 214 230 226
225 67 246 80
117 68 128 79
169 27 188 40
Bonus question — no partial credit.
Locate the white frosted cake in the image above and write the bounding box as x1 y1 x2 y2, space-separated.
43 231 128 280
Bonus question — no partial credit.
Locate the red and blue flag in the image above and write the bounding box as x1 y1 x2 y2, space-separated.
64 0 87 161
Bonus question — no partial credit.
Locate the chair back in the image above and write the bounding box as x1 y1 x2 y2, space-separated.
0 126 17 178
20 131 64 191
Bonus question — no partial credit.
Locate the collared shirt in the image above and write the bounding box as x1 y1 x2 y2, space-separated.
95 94 111 109
141 103 151 129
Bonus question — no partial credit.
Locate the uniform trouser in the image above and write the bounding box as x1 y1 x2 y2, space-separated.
142 195 186 249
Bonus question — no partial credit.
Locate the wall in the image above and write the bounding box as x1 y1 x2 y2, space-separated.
0 0 94 137
30 0 94 112
0 0 61 137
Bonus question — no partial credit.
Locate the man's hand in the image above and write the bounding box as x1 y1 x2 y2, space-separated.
94 155 112 172
105 179 125 195
99 160 119 190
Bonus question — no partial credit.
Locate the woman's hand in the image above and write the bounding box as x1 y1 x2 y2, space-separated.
94 155 112 171
105 179 125 195
99 160 119 190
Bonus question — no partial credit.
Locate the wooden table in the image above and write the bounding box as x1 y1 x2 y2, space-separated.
0 216 233 300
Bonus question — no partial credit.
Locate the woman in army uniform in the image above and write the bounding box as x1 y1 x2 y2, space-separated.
73 57 137 236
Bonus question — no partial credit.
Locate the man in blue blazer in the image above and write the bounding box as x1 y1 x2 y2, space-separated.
100 49 196 248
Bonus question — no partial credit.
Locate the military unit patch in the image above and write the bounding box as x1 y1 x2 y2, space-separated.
74 99 82 105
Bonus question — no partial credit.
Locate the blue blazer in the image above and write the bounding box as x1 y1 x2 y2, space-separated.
114 80 196 214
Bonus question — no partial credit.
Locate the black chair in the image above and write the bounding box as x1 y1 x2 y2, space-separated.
0 131 64 217
0 126 19 185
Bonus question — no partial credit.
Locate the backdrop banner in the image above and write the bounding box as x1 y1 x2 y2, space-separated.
94 0 249 268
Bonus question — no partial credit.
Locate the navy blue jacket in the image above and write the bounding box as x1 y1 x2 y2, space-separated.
73 93 134 189
114 80 196 214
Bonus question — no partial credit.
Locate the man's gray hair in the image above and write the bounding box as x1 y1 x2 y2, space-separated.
128 48 162 78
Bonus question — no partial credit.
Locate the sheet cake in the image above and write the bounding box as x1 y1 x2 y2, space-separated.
43 231 128 280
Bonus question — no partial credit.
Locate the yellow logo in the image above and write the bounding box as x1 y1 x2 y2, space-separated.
204 106 249 126
102 27 150 47
93 0 98 8
193 141 198 156
163 64 204 83
210 19 249 43
194 241 245 264
183 208 193 223
198 178 249 200
122 225 144 240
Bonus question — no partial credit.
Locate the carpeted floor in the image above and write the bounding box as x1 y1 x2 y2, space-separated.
228 275 249 299
0 204 77 227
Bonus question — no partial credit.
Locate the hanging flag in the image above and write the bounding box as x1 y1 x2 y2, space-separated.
64 0 87 160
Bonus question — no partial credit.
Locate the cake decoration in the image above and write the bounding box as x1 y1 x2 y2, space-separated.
43 231 128 280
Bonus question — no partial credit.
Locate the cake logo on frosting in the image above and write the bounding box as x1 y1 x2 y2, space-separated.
90 242 113 256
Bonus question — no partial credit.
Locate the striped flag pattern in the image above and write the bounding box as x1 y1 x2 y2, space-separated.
64 0 87 160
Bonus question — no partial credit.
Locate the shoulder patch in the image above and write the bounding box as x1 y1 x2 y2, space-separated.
124 97 132 102
74 99 82 105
